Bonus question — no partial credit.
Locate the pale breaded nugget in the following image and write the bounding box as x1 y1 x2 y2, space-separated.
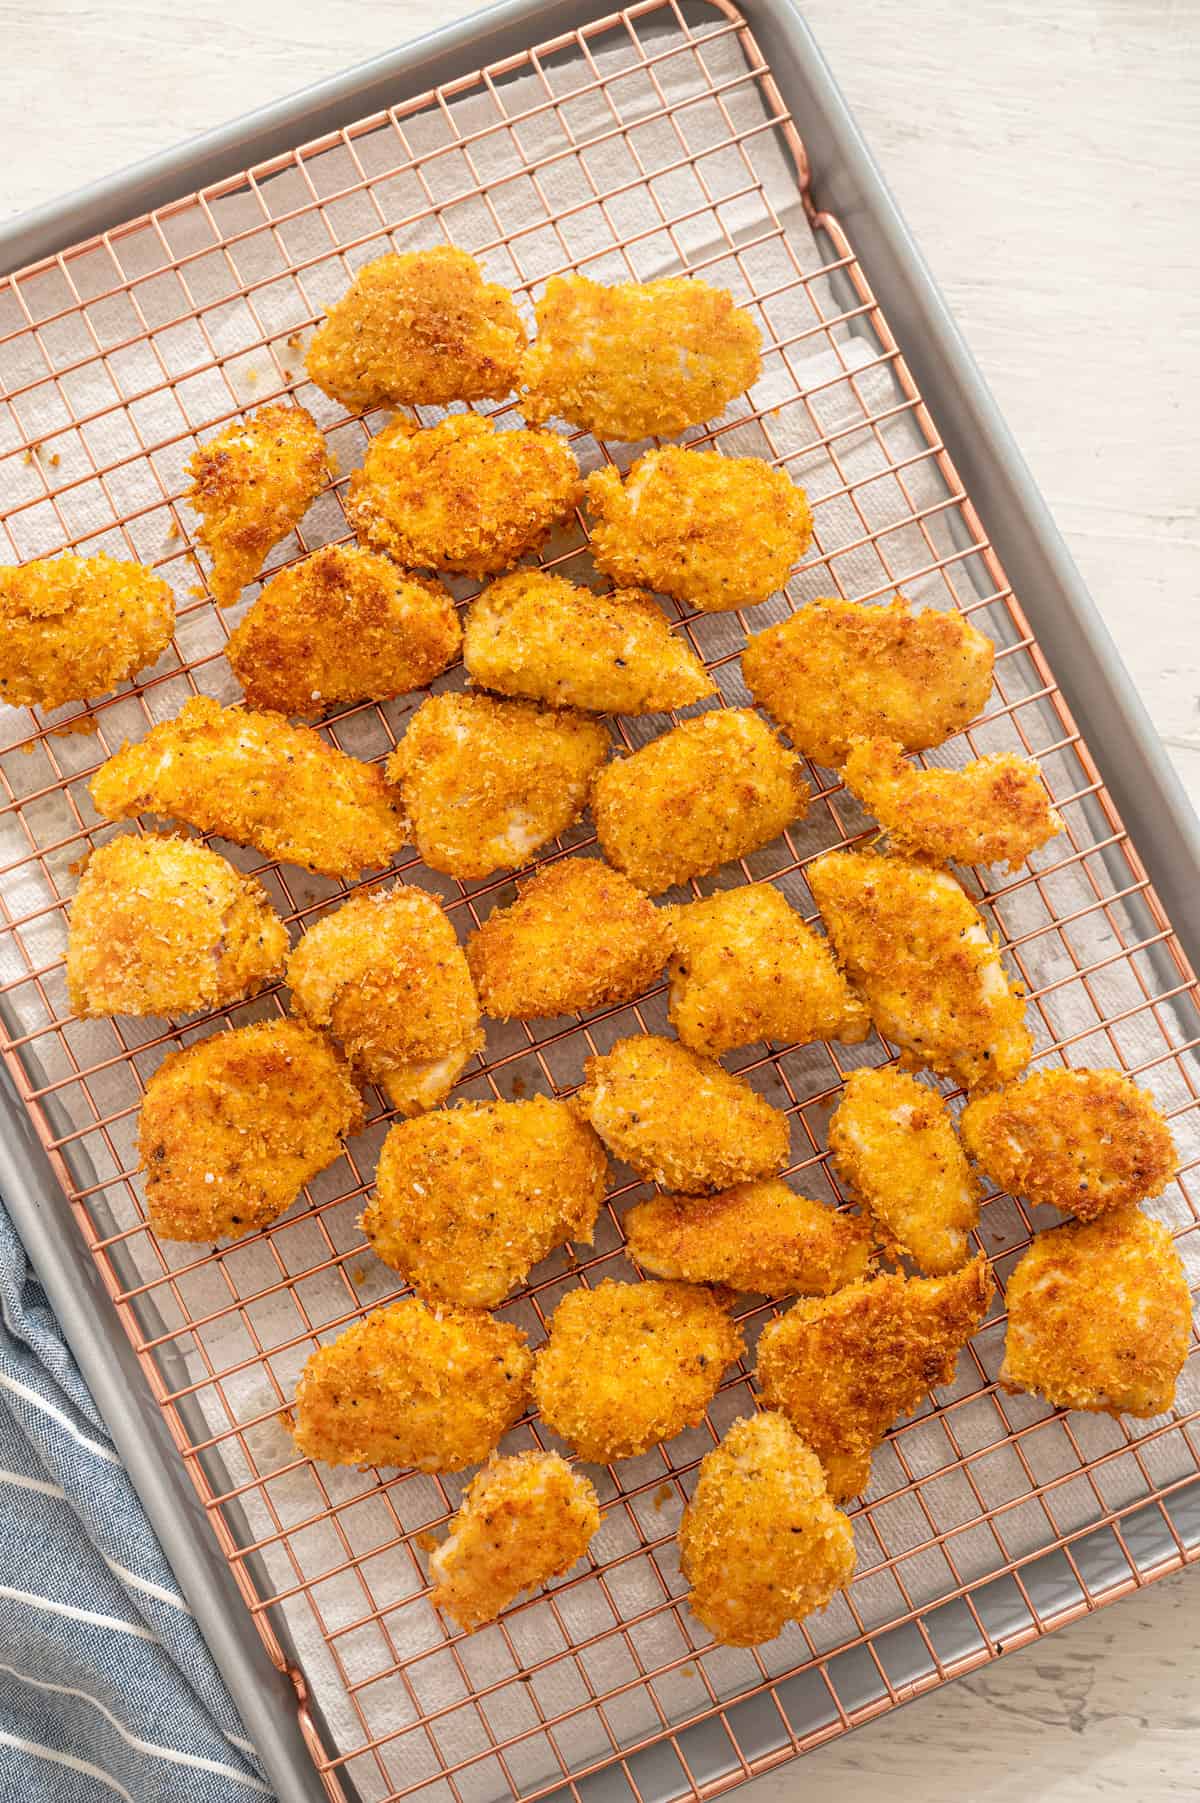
756 1257 992 1499
292 1298 533 1472
586 447 811 613
137 1018 363 1242
1 554 173 711
808 850 1032 1091
387 692 608 880
67 833 287 1019
743 596 995 767
679 1412 855 1646
575 1033 789 1194
592 709 809 895
828 1067 980 1275
362 1097 608 1307
462 570 714 714
533 1279 743 1463
466 857 671 1020
430 1451 602 1631
346 413 581 577
625 1180 872 1296
841 738 1063 870
187 403 329 607
519 273 761 441
665 883 870 1056
961 1067 1178 1222
287 885 482 1115
225 544 461 715
90 695 406 879
306 247 527 411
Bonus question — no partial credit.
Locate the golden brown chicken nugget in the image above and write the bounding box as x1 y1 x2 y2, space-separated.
187 403 329 607
0 553 175 711
625 1180 872 1297
841 738 1063 870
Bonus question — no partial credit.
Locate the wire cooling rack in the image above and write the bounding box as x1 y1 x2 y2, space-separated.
1 3 1198 1799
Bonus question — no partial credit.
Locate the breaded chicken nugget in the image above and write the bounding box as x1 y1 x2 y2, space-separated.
305 247 526 411
575 1034 789 1194
679 1412 855 1646
586 447 811 612
67 833 287 1019
841 738 1063 870
592 709 809 895
665 883 870 1056
292 1298 533 1472
961 1068 1178 1222
347 412 581 577
757 1257 992 1498
387 692 608 880
519 273 761 441
429 1451 602 1631
89 695 406 879
743 596 995 767
828 1067 980 1275
625 1180 872 1296
362 1097 608 1307
0 553 175 711
533 1279 743 1463
225 544 460 715
462 570 714 714
137 1018 363 1242
466 857 671 1020
187 403 329 607
808 850 1031 1091
287 885 482 1114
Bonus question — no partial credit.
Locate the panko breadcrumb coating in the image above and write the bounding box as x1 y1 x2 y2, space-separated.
89 695 406 879
625 1180 873 1296
362 1097 608 1307
67 833 287 1019
225 544 460 715
137 1018 363 1243
462 570 714 714
387 692 608 880
679 1412 856 1646
466 857 671 1020
287 885 482 1114
519 273 762 441
841 738 1063 870
808 850 1031 1091
0 553 175 710
592 709 809 895
575 1034 789 1195
665 883 870 1056
186 403 329 607
429 1451 602 1631
346 412 581 576
828 1067 980 1275
292 1298 533 1472
757 1257 992 1499
305 247 527 411
533 1279 743 1463
586 447 811 613
961 1068 1178 1222
743 596 995 767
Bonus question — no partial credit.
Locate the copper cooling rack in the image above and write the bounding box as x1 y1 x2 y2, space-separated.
1 3 1198 1799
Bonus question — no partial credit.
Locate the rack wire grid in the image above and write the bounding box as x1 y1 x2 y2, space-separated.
1 2 1198 1800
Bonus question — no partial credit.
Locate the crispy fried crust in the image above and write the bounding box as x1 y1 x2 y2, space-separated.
625 1180 873 1296
0 553 175 710
841 738 1063 869
679 1411 856 1645
186 403 329 607
743 596 995 767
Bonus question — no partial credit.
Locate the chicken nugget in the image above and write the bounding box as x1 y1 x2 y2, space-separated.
756 1256 992 1498
292 1298 533 1472
809 850 1031 1091
625 1180 872 1296
67 833 288 1019
137 1018 363 1242
842 738 1063 869
679 1412 855 1646
743 596 995 767
346 412 581 576
533 1279 743 1463
305 247 526 411
592 709 809 895
0 553 175 711
519 273 761 441
187 403 329 607
89 695 406 879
